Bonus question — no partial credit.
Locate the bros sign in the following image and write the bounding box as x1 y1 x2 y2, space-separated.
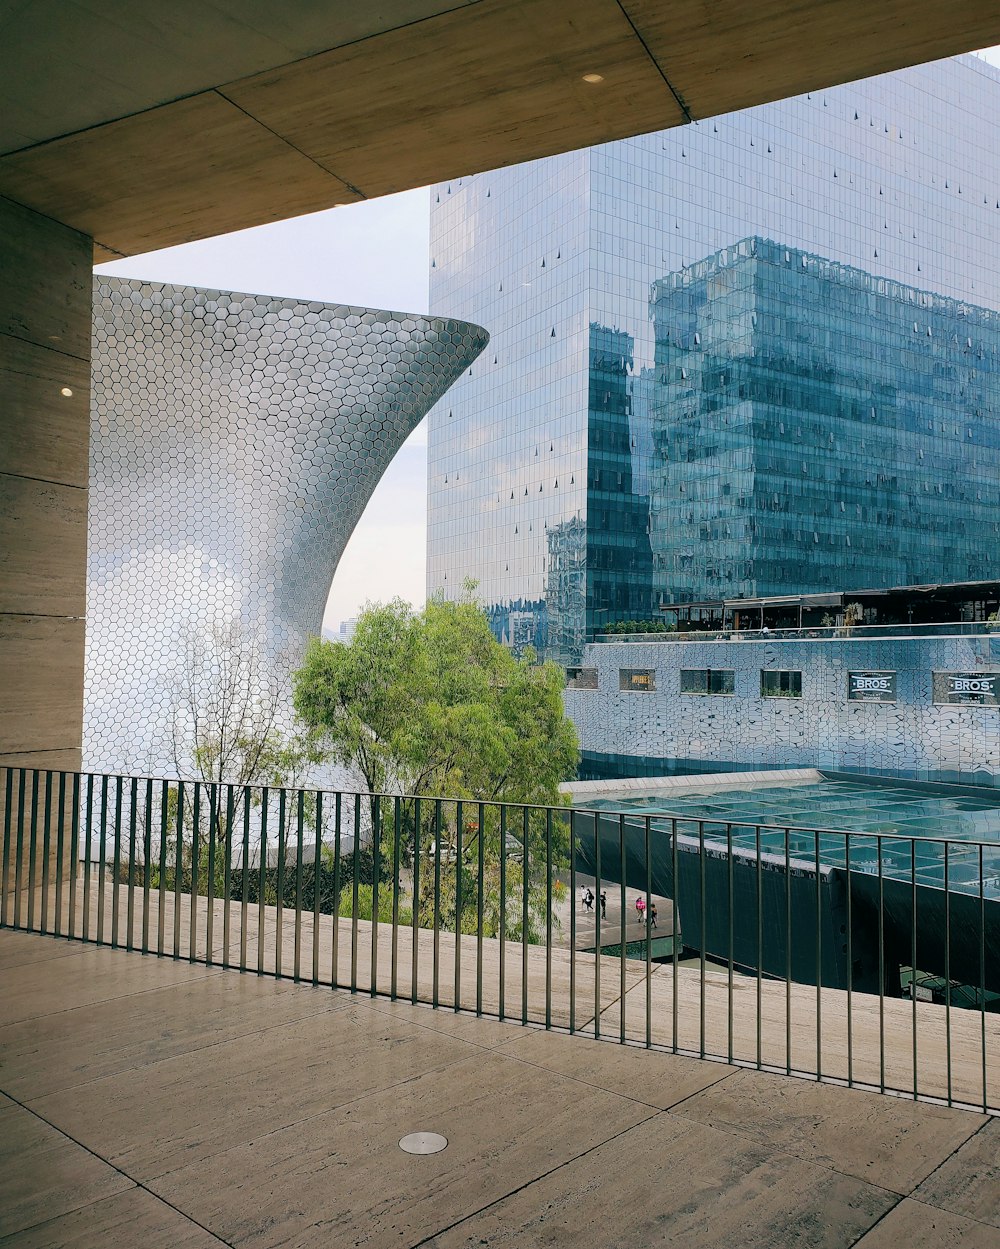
847 671 896 703
933 672 1000 705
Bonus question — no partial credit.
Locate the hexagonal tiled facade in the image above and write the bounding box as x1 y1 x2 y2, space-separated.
84 278 488 774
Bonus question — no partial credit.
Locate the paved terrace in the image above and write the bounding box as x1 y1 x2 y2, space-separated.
2 928 999 1248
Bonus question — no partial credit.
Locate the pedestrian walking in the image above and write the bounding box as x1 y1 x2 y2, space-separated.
599 891 607 920
648 901 657 929
635 896 645 923
583 887 594 912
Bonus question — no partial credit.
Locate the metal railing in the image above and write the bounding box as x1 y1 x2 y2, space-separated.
1 766 998 1114
596 621 1000 644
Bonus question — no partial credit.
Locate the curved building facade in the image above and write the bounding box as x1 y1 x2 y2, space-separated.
84 278 487 774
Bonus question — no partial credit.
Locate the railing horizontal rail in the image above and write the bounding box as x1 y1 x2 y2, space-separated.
2 766 997 1115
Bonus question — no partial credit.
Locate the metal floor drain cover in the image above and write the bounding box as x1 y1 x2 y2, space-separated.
399 1131 448 1155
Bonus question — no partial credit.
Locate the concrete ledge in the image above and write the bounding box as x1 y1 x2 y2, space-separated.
562 768 823 801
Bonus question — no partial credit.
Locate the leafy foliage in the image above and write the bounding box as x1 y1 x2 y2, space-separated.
293 591 580 939
293 592 579 805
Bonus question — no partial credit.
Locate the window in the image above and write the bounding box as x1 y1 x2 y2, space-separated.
761 670 802 698
620 668 656 692
566 666 598 690
680 669 735 695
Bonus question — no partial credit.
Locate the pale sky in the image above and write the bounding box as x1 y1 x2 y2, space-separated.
96 46 1000 631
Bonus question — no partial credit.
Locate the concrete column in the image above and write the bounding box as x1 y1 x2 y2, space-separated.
0 195 92 773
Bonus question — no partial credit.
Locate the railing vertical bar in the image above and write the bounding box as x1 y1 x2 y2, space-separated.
204 785 217 966
699 819 706 1060
240 786 251 972
12 770 26 930
545 807 553 1031
26 769 39 932
815 826 822 1082
411 797 421 1005
351 795 360 993
784 826 791 1076
727 823 734 1065
645 815 652 1050
222 785 235 969
189 783 201 963
257 787 268 975
845 833 853 1088
672 818 679 1054
619 813 626 1044
40 770 53 934
499 799 506 1024
911 839 918 1100
454 799 463 1012
755 824 763 1070
568 809 576 1035
944 841 952 1108
432 799 441 1008
477 801 486 1018
331 792 343 989
126 776 137 949
312 791 322 986
68 772 80 940
499 803 507 1021
83 773 95 943
142 778 153 954
55 772 66 937
391 796 401 999
294 789 305 982
877 834 885 1094
275 788 286 979
157 778 168 955
371 794 381 997
594 811 602 1040
96 774 108 945
522 806 529 1026
110 774 123 947
173 779 184 960
980 842 987 1114
1 769 13 928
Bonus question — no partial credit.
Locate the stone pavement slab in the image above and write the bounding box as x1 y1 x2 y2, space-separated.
496 1026 733 1109
676 1067 986 1193
914 1117 1000 1228
0 1104 132 1239
0 969 353 1101
0 1188 228 1248
27 1003 481 1182
423 1113 898 1249
853 1199 1000 1248
144 1048 657 1248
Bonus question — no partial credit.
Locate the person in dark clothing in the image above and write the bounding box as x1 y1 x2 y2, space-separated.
648 902 657 929
599 891 607 920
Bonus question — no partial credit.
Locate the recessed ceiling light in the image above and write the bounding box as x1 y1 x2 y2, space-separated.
582 73 604 84
60 386 73 397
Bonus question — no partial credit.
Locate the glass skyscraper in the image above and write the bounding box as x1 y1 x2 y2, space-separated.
428 55 1000 664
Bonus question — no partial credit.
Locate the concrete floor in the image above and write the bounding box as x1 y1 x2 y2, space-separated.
1 930 999 1248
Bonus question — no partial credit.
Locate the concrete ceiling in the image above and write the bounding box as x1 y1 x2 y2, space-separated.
3 0 1000 260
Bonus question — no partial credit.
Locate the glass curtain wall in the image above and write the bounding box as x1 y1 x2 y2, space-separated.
429 55 1000 663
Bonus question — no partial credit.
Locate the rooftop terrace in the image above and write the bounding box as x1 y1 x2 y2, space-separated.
2 927 999 1248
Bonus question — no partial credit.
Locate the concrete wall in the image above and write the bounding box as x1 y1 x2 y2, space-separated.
0 195 92 772
565 634 1000 786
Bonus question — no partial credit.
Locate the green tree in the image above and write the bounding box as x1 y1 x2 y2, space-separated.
292 590 579 938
